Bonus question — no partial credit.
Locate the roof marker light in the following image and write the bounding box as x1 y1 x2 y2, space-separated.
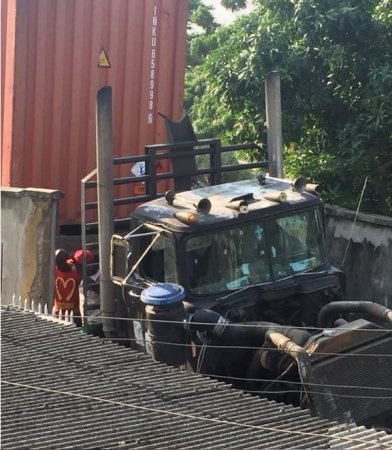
194 197 211 215
166 190 211 215
306 183 321 195
257 171 267 185
264 192 287 203
165 190 176 205
174 211 199 225
292 176 307 193
227 200 249 214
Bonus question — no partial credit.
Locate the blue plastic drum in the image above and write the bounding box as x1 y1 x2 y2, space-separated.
141 283 185 306
140 283 187 366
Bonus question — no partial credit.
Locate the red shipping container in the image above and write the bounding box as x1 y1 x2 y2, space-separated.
1 0 188 225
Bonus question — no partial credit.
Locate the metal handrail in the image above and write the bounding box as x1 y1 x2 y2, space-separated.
83 140 268 206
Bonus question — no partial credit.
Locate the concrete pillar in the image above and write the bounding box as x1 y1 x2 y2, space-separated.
265 70 283 178
1 187 63 308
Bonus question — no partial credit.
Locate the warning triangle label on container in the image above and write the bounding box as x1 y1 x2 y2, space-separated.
98 48 111 68
156 161 165 173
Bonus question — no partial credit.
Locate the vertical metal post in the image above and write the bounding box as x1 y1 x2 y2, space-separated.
149 149 157 197
80 176 87 326
48 199 58 312
265 70 283 178
96 86 115 334
210 139 222 186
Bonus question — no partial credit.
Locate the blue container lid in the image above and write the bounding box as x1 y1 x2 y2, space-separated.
140 283 185 306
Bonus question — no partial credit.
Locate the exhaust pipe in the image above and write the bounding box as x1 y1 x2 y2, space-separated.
96 86 115 335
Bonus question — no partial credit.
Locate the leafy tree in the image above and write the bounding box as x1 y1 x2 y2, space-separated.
221 0 248 11
185 0 392 216
188 0 218 33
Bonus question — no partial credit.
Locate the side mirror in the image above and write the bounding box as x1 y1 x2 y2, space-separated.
110 234 130 285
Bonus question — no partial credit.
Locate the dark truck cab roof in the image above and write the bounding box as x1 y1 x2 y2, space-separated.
131 176 322 232
128 175 332 308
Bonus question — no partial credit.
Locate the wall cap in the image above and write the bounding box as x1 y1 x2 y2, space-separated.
325 204 392 228
1 187 64 199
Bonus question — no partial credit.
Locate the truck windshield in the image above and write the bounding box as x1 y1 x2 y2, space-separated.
185 208 326 295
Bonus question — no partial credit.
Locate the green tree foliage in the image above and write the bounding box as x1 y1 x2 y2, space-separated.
221 0 248 11
186 0 392 216
188 0 218 34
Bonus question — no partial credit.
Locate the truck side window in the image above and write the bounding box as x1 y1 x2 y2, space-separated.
163 237 178 283
138 231 178 283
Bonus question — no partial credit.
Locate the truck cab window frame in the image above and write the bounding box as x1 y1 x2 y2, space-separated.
184 207 326 295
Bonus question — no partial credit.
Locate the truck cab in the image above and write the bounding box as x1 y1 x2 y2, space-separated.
119 175 340 318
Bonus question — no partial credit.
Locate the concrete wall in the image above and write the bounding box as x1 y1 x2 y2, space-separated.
325 205 392 308
1 187 63 308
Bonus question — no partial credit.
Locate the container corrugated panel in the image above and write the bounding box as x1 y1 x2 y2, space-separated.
3 306 392 449
1 0 9 137
1 0 188 224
